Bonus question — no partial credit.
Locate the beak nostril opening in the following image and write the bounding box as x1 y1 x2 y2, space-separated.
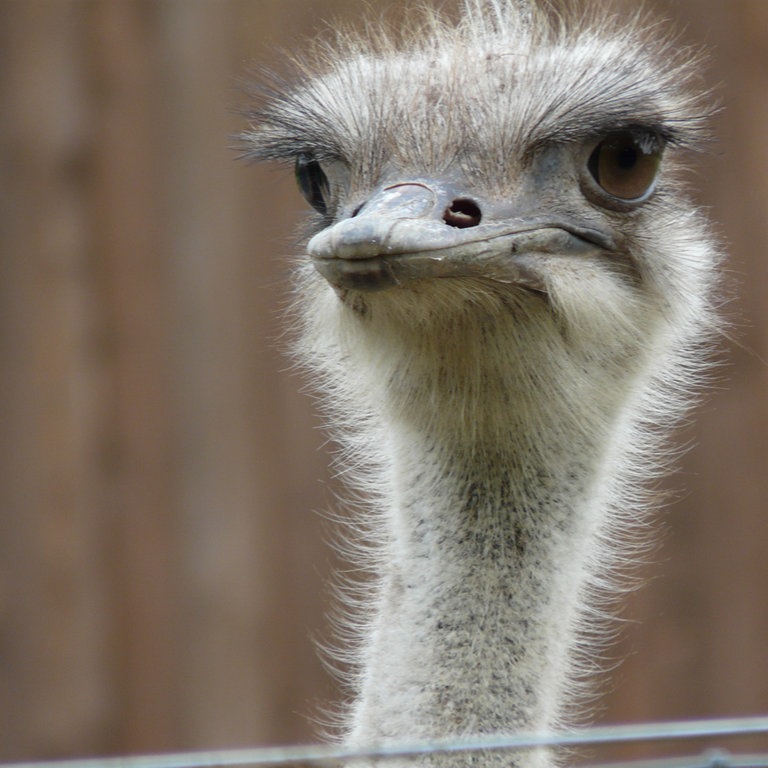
443 198 482 228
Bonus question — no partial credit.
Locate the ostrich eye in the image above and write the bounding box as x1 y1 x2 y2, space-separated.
295 154 330 215
587 131 662 202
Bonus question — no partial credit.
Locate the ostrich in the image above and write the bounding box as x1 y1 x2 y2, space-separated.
244 0 719 765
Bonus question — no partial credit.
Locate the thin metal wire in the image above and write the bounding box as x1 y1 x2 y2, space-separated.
4 716 768 768
581 751 768 768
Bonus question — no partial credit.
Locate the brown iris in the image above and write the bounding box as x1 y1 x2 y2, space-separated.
587 131 662 201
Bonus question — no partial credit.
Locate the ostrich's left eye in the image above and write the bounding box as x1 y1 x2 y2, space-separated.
295 154 330 215
587 131 662 202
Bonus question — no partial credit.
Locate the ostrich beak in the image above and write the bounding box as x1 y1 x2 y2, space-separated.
308 181 613 292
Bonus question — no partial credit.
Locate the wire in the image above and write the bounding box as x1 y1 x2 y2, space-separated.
582 750 768 768
4 716 768 768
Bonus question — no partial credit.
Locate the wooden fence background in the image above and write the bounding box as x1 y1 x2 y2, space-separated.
0 0 766 761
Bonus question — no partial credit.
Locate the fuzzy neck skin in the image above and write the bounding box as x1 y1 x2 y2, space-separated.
306 283 650 764
348 413 609 758
350 414 603 764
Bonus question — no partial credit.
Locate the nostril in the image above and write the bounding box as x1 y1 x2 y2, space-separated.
351 203 364 218
443 198 482 228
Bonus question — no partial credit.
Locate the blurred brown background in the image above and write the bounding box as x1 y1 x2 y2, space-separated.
0 0 766 761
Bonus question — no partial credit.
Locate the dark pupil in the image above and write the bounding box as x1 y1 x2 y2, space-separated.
615 144 639 170
295 155 329 215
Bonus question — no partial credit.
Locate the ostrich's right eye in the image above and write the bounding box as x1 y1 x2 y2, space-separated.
295 154 330 215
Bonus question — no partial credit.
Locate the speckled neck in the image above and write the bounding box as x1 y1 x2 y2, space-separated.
346 423 609 767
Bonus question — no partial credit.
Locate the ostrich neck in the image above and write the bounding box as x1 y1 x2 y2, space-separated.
347 402 612 757
316 289 648 765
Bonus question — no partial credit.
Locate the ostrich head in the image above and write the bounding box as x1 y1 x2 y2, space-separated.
244 0 719 761
245 0 716 430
